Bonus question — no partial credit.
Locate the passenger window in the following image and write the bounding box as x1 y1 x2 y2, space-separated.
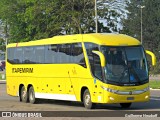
23 47 35 64
71 43 86 68
7 48 23 64
59 44 72 63
14 48 23 63
45 44 58 63
35 46 45 63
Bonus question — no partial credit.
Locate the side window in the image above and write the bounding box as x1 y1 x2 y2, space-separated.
7 48 16 64
71 43 86 68
23 47 35 64
35 46 45 63
85 43 102 80
59 44 72 63
85 43 99 56
14 47 23 64
45 44 58 63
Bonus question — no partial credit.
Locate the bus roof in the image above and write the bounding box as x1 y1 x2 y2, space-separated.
7 33 141 48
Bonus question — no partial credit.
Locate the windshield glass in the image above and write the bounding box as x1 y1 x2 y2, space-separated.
101 46 148 86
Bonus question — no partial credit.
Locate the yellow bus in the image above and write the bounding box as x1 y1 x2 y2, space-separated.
6 33 156 109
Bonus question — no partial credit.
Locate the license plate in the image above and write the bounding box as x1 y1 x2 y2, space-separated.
127 97 134 100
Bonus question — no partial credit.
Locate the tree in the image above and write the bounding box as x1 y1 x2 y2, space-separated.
58 0 95 34
0 38 6 51
122 0 160 74
97 0 128 32
122 0 160 54
0 0 128 43
121 0 141 38
143 0 160 53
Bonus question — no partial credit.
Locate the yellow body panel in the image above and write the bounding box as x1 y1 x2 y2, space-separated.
103 83 149 103
6 33 149 104
7 33 140 48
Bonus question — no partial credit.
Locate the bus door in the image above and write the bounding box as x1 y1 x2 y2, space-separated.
66 43 81 96
92 53 104 103
66 43 86 98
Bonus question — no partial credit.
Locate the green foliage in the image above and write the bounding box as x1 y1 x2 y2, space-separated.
123 0 160 52
121 0 142 39
0 0 128 43
122 0 160 74
0 38 6 51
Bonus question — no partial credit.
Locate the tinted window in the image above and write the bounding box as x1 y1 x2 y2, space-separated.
7 48 15 64
59 44 72 63
93 54 103 80
45 44 58 63
15 48 23 63
71 43 86 67
7 42 86 67
84 43 99 69
85 43 99 55
23 47 35 63
85 43 102 80
35 46 45 63
7 47 23 64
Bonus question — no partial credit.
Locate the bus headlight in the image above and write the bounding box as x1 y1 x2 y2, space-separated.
101 86 150 95
101 86 118 93
143 86 150 92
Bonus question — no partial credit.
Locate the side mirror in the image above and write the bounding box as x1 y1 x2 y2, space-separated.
145 50 156 66
92 50 106 67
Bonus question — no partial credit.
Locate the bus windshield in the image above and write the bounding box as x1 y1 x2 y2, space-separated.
101 46 148 86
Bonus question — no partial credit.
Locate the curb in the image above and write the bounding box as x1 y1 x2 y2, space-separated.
0 80 6 83
0 80 6 81
150 88 160 90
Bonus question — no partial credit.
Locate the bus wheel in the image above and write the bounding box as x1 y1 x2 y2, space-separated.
120 103 132 108
20 86 28 103
83 89 95 109
29 86 36 104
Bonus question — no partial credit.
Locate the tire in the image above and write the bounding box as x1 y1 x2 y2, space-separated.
83 89 95 109
20 86 28 103
120 103 132 108
29 86 36 104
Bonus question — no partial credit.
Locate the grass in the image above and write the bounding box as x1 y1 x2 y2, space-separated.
149 80 160 89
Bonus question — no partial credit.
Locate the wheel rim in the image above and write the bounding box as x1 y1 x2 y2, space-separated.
30 91 33 101
85 93 90 106
22 89 26 100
